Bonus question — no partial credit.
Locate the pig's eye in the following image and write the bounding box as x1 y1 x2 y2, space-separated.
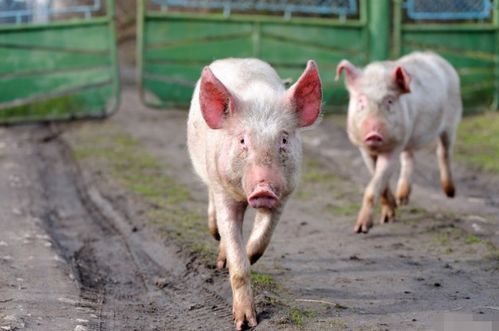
384 96 395 108
240 138 245 145
280 133 289 148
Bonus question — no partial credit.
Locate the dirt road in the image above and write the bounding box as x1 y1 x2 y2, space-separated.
1 86 498 330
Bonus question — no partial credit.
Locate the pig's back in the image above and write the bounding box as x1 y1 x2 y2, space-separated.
398 52 461 148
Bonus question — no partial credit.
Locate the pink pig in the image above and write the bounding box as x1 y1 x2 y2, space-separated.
336 51 462 233
187 58 322 329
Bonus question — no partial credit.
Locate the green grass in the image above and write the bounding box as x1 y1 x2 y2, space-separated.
287 306 317 328
324 201 359 217
430 221 499 260
456 112 499 173
251 271 278 293
465 235 481 245
301 159 339 184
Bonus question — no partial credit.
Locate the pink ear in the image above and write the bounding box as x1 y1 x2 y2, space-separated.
335 59 360 88
287 60 322 128
199 67 233 129
393 66 411 94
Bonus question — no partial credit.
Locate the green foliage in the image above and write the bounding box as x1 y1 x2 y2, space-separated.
465 235 481 245
287 306 317 327
456 112 499 173
251 271 278 293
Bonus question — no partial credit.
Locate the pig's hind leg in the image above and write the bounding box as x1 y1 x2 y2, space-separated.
396 150 414 205
208 190 220 240
246 208 283 265
208 190 228 269
380 187 396 224
437 131 456 198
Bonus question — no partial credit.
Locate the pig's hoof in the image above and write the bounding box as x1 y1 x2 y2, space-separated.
353 221 372 234
248 252 262 265
396 185 411 206
209 228 221 241
216 259 226 270
216 243 227 269
442 181 455 198
233 300 257 330
396 196 410 206
380 206 396 224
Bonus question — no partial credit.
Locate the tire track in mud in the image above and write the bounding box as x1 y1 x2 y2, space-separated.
29 127 233 331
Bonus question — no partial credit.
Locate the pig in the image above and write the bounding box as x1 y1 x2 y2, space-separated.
187 58 322 329
336 51 462 233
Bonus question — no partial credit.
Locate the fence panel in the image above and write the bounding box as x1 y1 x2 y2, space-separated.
393 0 498 111
138 0 369 109
0 0 119 124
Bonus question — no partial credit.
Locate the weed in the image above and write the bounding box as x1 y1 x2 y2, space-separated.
251 271 278 293
287 306 317 327
465 235 481 245
456 112 499 173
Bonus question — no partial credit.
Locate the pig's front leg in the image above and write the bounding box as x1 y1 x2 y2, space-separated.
214 194 257 330
246 207 283 265
360 149 396 225
355 151 399 233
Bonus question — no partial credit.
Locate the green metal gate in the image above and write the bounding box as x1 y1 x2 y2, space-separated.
138 0 377 109
392 0 499 111
138 0 499 112
0 0 119 124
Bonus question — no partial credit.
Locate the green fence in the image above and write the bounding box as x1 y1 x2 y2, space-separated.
393 0 499 111
138 0 378 109
0 0 119 124
138 0 499 112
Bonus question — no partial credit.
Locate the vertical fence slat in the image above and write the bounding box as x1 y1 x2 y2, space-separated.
368 0 390 61
493 0 499 110
392 0 402 58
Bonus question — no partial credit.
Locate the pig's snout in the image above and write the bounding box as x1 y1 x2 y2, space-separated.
248 184 279 209
364 132 384 147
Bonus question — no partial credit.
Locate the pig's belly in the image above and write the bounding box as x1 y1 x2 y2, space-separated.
406 124 443 150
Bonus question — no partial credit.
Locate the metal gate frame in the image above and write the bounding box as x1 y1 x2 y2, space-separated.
392 0 499 112
0 0 120 124
137 0 378 110
137 0 499 112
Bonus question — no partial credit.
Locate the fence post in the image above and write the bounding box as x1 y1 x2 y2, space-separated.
391 0 402 59
368 0 391 61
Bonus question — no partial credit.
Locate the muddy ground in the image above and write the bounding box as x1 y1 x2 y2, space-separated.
1 81 498 330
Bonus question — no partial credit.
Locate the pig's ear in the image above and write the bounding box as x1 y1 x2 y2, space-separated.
335 59 360 88
393 66 411 94
287 60 322 128
199 66 233 129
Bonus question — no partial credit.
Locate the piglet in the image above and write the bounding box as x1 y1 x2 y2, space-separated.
187 58 322 329
336 51 462 233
